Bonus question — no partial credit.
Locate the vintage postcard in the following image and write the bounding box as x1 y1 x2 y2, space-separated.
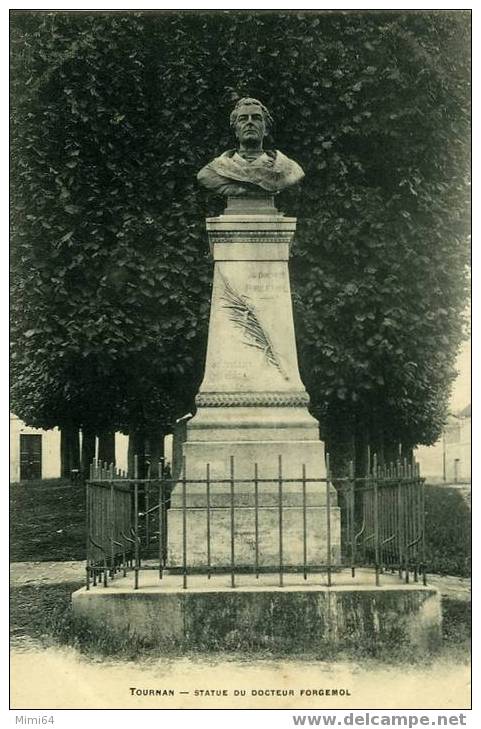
9 5 472 718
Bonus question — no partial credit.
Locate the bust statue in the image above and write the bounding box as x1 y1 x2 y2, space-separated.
197 97 305 197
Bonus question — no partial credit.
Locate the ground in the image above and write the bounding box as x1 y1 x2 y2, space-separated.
10 478 85 562
9 479 471 710
9 646 472 710
10 560 471 710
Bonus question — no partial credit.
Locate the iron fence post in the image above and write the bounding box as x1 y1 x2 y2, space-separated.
373 453 380 586
361 445 371 564
230 455 235 588
403 458 410 584
278 454 284 588
206 463 211 580
254 463 259 579
134 481 139 590
160 460 168 566
408 461 414 583
182 456 187 590
388 461 396 573
381 462 388 575
411 461 417 580
326 453 332 587
85 480 90 590
349 460 356 578
302 463 307 581
102 473 108 587
158 478 163 580
145 476 150 552
421 466 427 586
403 458 411 584
396 460 404 581
92 479 97 587
109 481 115 578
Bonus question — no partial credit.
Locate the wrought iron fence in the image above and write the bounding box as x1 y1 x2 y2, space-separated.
85 454 426 590
336 455 426 586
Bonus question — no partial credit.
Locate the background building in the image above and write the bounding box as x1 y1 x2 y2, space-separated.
415 404 471 483
10 413 129 482
10 414 61 482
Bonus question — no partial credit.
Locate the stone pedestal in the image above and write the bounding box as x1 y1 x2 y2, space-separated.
72 574 442 655
168 196 340 568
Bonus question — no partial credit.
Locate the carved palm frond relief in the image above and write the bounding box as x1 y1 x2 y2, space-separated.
219 272 289 381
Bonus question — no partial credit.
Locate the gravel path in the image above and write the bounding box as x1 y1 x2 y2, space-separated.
10 560 471 600
10 560 85 585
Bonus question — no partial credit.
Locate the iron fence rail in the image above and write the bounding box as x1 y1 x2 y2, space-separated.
85 464 133 589
85 455 426 591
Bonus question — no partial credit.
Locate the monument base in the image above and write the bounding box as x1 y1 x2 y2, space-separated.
167 437 340 568
167 196 341 571
167 506 340 569
71 571 442 654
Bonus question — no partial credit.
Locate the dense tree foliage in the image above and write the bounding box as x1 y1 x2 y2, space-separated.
11 11 470 473
10 12 212 469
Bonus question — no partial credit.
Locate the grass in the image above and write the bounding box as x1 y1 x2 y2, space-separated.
10 581 82 647
424 484 471 577
10 478 85 562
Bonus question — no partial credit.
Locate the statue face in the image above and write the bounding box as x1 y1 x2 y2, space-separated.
234 103 266 146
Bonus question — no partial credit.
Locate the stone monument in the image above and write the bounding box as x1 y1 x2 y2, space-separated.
168 98 340 568
72 99 441 657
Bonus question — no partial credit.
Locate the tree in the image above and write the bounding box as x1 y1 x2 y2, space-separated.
10 12 212 470
285 11 470 473
10 11 470 478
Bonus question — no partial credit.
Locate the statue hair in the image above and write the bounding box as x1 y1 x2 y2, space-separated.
229 97 274 130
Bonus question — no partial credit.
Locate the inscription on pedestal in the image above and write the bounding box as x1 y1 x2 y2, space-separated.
246 270 288 295
210 359 250 385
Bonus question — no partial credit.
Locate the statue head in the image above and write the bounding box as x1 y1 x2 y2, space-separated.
197 96 304 197
229 97 274 149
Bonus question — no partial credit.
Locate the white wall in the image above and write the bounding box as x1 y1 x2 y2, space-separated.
114 432 129 474
415 440 444 479
10 414 61 482
445 417 471 481
415 415 471 482
164 434 173 466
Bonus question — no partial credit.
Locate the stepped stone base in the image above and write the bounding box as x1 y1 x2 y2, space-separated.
186 406 322 442
167 438 340 568
174 439 332 485
71 571 442 653
166 198 341 571
167 505 340 568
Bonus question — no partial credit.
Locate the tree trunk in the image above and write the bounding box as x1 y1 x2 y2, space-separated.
325 411 355 480
128 429 146 478
98 431 115 467
353 421 371 527
81 428 96 479
400 442 414 467
384 441 402 469
146 429 165 478
60 425 80 478
60 428 71 479
71 429 80 471
324 410 355 562
354 423 370 479
369 418 385 469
